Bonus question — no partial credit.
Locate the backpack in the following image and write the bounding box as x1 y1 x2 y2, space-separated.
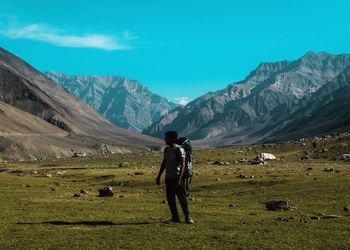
176 137 193 190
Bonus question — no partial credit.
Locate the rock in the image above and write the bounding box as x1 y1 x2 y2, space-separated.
224 162 230 165
98 186 114 197
238 173 247 179
46 174 53 178
229 204 236 208
213 161 225 165
80 189 88 195
255 153 276 162
306 167 313 171
322 214 341 219
340 154 350 161
238 157 247 163
343 206 350 212
73 189 88 197
119 162 131 168
324 167 334 172
311 216 320 220
266 200 290 211
72 152 83 157
321 148 328 153
216 178 221 181
56 171 65 175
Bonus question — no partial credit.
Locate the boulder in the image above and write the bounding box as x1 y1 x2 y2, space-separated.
266 200 290 211
340 154 350 161
99 186 114 197
256 153 276 162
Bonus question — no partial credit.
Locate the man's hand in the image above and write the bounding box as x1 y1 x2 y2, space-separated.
156 175 161 185
176 178 182 188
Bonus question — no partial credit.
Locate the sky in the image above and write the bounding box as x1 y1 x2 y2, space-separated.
0 0 350 105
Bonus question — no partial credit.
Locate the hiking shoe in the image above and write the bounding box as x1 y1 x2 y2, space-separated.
164 218 180 224
185 217 194 224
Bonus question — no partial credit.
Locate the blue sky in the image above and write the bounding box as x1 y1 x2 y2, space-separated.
1 0 350 104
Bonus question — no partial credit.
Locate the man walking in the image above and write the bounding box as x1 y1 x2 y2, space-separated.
156 131 194 224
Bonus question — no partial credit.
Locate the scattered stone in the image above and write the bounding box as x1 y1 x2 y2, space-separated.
306 167 313 171
229 204 236 208
216 178 221 181
238 158 247 163
311 216 320 220
324 167 334 172
224 162 230 165
255 153 276 162
238 173 247 179
46 174 53 178
266 200 290 211
340 154 350 161
321 148 328 153
343 206 350 212
322 214 341 219
335 170 341 173
56 171 65 175
51 187 57 191
22 184 31 188
33 171 38 174
213 161 225 165
119 162 131 168
277 216 294 222
80 189 88 195
98 187 114 197
306 173 312 176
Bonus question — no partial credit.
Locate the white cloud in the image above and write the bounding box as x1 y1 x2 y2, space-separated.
0 22 133 50
174 97 191 106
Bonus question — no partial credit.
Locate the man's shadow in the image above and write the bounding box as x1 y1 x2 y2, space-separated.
17 220 156 226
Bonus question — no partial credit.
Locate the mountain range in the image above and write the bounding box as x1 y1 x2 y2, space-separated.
45 72 177 132
0 47 161 160
144 52 350 147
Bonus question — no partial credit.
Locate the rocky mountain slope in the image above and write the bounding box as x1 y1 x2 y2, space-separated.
144 52 350 146
45 72 177 132
0 47 162 160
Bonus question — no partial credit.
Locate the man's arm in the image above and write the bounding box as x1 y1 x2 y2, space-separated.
156 157 166 185
177 154 186 187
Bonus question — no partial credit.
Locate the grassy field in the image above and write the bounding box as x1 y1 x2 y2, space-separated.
0 136 350 249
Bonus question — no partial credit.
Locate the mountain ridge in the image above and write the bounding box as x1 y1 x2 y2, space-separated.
144 51 350 146
45 71 178 132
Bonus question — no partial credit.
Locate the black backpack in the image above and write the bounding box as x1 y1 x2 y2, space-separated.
177 137 193 190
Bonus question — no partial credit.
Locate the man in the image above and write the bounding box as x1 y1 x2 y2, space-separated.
156 131 194 224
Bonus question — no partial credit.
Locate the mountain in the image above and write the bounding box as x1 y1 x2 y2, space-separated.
45 72 177 132
0 47 162 160
144 52 350 146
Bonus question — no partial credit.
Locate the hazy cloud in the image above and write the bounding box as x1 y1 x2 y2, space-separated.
174 97 191 106
0 21 133 50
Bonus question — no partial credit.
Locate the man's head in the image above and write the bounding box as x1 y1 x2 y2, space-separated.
164 131 178 145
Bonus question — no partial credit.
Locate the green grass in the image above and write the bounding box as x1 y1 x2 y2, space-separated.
1 140 350 249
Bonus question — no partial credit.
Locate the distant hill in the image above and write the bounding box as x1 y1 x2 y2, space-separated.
144 52 350 146
0 47 161 160
45 72 177 132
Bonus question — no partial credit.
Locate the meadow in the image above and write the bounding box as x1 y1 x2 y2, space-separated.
0 135 350 249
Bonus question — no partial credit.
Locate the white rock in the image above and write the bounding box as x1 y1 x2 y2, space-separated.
256 153 276 161
341 154 350 161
